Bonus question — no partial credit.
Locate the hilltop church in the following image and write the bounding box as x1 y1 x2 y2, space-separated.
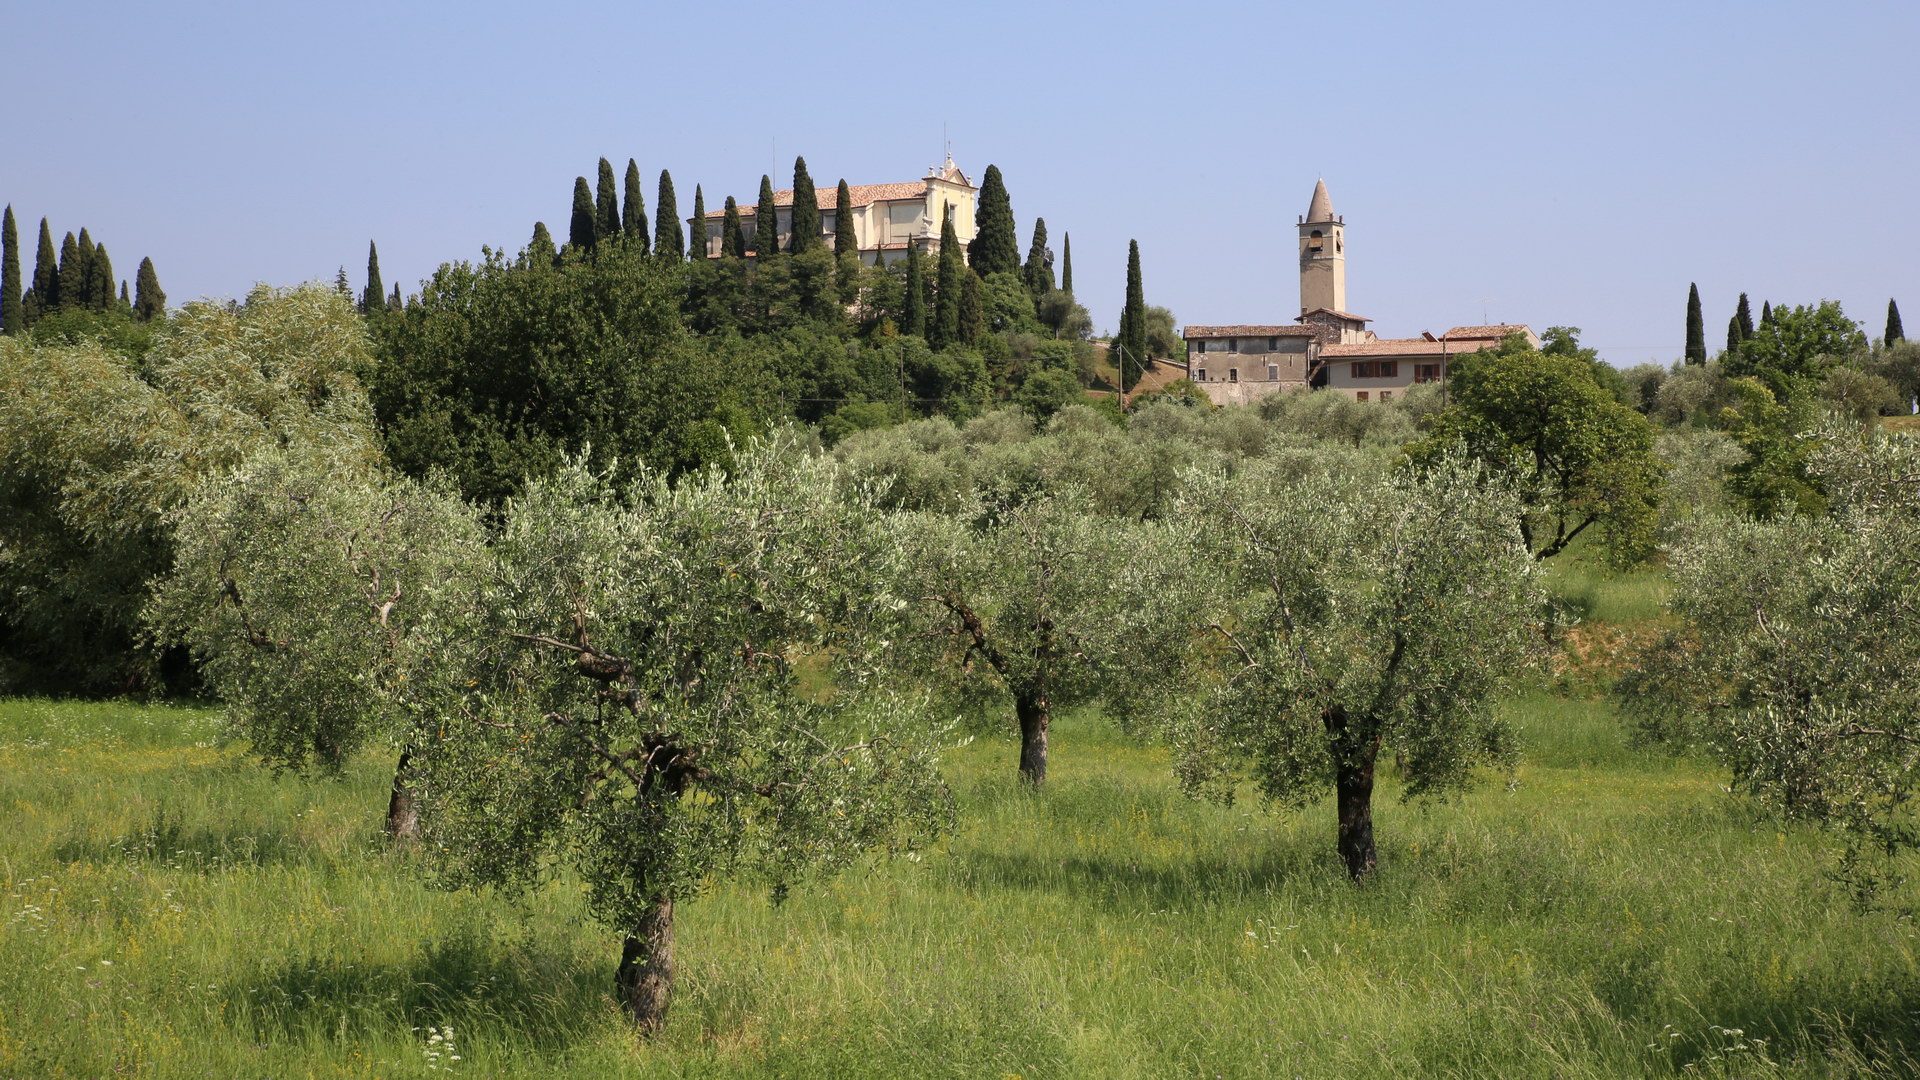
1182 180 1537 406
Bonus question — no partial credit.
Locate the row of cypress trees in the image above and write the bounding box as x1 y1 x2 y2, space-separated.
0 205 165 334
1685 283 1905 364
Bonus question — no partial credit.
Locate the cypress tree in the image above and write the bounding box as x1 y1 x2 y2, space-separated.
529 222 557 266
1726 314 1741 354
1022 217 1052 298
1060 232 1073 295
931 208 963 350
623 159 650 254
721 197 745 259
903 242 927 338
569 176 597 251
967 164 1020 276
89 243 113 311
57 231 84 312
1760 300 1773 328
335 267 352 299
134 257 165 321
752 175 779 259
654 170 683 259
118 281 129 309
1684 282 1705 364
596 157 621 240
1734 292 1754 341
1887 299 1904 345
958 270 984 346
788 157 820 255
389 283 403 312
1 205 20 335
834 179 857 260
1117 239 1148 392
31 218 57 314
689 186 709 258
362 241 385 316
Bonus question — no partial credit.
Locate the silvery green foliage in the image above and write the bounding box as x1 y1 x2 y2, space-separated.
1625 428 1920 890
419 442 950 928
0 284 382 691
1170 457 1544 805
149 451 485 774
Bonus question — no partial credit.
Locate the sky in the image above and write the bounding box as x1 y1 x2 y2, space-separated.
5 0 1914 368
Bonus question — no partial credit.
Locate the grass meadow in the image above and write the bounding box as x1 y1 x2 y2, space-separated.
4 682 1919 1079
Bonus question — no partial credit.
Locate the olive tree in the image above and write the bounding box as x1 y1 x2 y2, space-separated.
1169 457 1544 880
876 486 1187 786
418 444 950 1032
149 452 484 838
1623 427 1920 898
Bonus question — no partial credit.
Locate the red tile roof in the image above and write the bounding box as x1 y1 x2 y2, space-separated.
1182 325 1318 338
1298 307 1372 323
1322 338 1503 358
705 181 931 218
1442 324 1531 340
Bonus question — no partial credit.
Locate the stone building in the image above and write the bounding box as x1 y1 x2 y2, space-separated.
1184 180 1536 405
696 156 976 265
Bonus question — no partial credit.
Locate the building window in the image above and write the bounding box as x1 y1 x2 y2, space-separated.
1414 363 1443 382
1194 339 1207 353
1352 360 1401 379
1229 368 1239 382
1380 391 1392 402
1267 365 1279 381
1355 391 1368 402
1268 337 1279 351
1195 369 1207 381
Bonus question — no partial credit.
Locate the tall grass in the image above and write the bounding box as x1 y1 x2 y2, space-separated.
3 697 1915 1077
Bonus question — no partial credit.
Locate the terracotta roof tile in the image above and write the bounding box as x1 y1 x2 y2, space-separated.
706 181 932 218
1182 325 1318 338
1441 324 1531 340
1322 338 1502 358
1298 307 1371 323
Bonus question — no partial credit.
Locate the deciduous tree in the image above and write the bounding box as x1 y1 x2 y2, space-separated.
1406 344 1663 564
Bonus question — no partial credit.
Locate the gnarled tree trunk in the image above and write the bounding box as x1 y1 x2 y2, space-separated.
385 745 419 840
1015 687 1049 786
1324 705 1379 881
615 894 676 1034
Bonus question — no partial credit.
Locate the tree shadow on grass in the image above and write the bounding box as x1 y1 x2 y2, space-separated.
946 842 1334 910
51 806 312 872
229 928 610 1051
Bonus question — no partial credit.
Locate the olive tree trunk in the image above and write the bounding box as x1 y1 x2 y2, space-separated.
1015 688 1049 786
1324 706 1379 881
385 745 419 840
615 894 676 1034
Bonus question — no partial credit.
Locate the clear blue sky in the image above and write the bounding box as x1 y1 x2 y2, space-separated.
6 0 1914 367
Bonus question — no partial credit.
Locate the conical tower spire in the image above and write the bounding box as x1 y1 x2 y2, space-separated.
1306 178 1335 223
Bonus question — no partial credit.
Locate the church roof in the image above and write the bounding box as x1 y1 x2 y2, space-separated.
1306 179 1335 223
705 181 931 218
1182 324 1318 339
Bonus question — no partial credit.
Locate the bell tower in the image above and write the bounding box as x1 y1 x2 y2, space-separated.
1298 179 1346 315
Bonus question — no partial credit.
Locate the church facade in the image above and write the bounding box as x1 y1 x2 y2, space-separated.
1183 180 1536 405
696 157 977 266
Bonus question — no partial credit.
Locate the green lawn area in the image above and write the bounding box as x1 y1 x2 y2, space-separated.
3 690 1917 1078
